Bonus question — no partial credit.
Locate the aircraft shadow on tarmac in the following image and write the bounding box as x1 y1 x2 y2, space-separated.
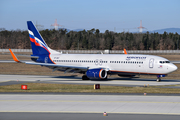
37 75 180 82
50 75 83 81
30 75 82 81
108 77 180 82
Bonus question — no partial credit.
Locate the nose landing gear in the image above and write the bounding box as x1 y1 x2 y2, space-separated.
156 77 161 82
156 75 166 82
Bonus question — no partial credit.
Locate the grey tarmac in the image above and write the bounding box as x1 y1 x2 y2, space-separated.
1 74 180 87
1 112 180 120
1 74 180 119
1 94 180 114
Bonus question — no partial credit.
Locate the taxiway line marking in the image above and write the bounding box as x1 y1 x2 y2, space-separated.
0 100 180 104
0 111 180 115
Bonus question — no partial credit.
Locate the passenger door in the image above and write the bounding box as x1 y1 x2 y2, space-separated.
149 58 154 68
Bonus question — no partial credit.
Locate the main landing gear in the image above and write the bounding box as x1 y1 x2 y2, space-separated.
82 75 89 80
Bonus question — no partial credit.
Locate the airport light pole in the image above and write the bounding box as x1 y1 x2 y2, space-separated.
78 39 79 50
177 39 179 50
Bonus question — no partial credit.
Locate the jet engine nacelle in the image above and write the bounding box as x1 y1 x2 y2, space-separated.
86 68 107 79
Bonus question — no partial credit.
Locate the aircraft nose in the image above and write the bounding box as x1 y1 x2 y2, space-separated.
170 64 178 72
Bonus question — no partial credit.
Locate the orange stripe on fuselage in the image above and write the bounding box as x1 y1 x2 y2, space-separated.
49 54 56 64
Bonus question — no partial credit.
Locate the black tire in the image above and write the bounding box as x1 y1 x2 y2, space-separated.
82 75 89 80
156 78 161 82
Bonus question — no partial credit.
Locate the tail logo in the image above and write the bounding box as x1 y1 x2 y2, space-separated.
28 30 50 53
44 57 48 63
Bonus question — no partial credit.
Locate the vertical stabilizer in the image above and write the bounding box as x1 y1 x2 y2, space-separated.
27 21 50 55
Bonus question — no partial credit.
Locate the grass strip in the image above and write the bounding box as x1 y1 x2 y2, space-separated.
0 83 180 93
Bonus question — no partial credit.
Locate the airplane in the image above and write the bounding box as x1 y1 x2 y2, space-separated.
9 21 178 82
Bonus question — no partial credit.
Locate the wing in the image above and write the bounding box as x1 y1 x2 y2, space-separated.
25 62 88 73
8 49 88 73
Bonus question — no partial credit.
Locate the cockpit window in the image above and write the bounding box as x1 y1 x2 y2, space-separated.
159 61 170 64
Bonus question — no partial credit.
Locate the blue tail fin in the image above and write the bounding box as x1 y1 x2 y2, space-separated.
27 21 50 55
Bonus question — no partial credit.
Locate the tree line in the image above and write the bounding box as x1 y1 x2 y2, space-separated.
0 28 180 50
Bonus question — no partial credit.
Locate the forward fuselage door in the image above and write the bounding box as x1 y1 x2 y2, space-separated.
149 58 154 68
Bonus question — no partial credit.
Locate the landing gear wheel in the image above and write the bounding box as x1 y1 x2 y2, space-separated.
156 78 161 82
82 75 89 80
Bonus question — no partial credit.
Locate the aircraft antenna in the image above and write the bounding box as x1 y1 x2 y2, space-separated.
35 21 44 31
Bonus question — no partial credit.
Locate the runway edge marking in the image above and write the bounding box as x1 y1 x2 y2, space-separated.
1 100 180 104
0 111 180 115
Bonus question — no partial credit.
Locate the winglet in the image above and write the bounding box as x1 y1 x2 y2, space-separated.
9 49 21 63
124 48 127 54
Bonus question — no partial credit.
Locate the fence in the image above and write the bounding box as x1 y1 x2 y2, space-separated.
1 49 180 54
0 49 32 52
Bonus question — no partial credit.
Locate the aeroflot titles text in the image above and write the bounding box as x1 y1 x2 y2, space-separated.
126 56 146 60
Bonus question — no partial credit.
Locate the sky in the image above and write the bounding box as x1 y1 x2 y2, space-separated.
0 0 180 32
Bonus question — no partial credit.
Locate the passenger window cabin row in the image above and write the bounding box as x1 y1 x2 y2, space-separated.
53 60 108 63
53 60 143 64
110 61 143 64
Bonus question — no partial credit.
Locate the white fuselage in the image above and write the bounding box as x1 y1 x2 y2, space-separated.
50 54 177 75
